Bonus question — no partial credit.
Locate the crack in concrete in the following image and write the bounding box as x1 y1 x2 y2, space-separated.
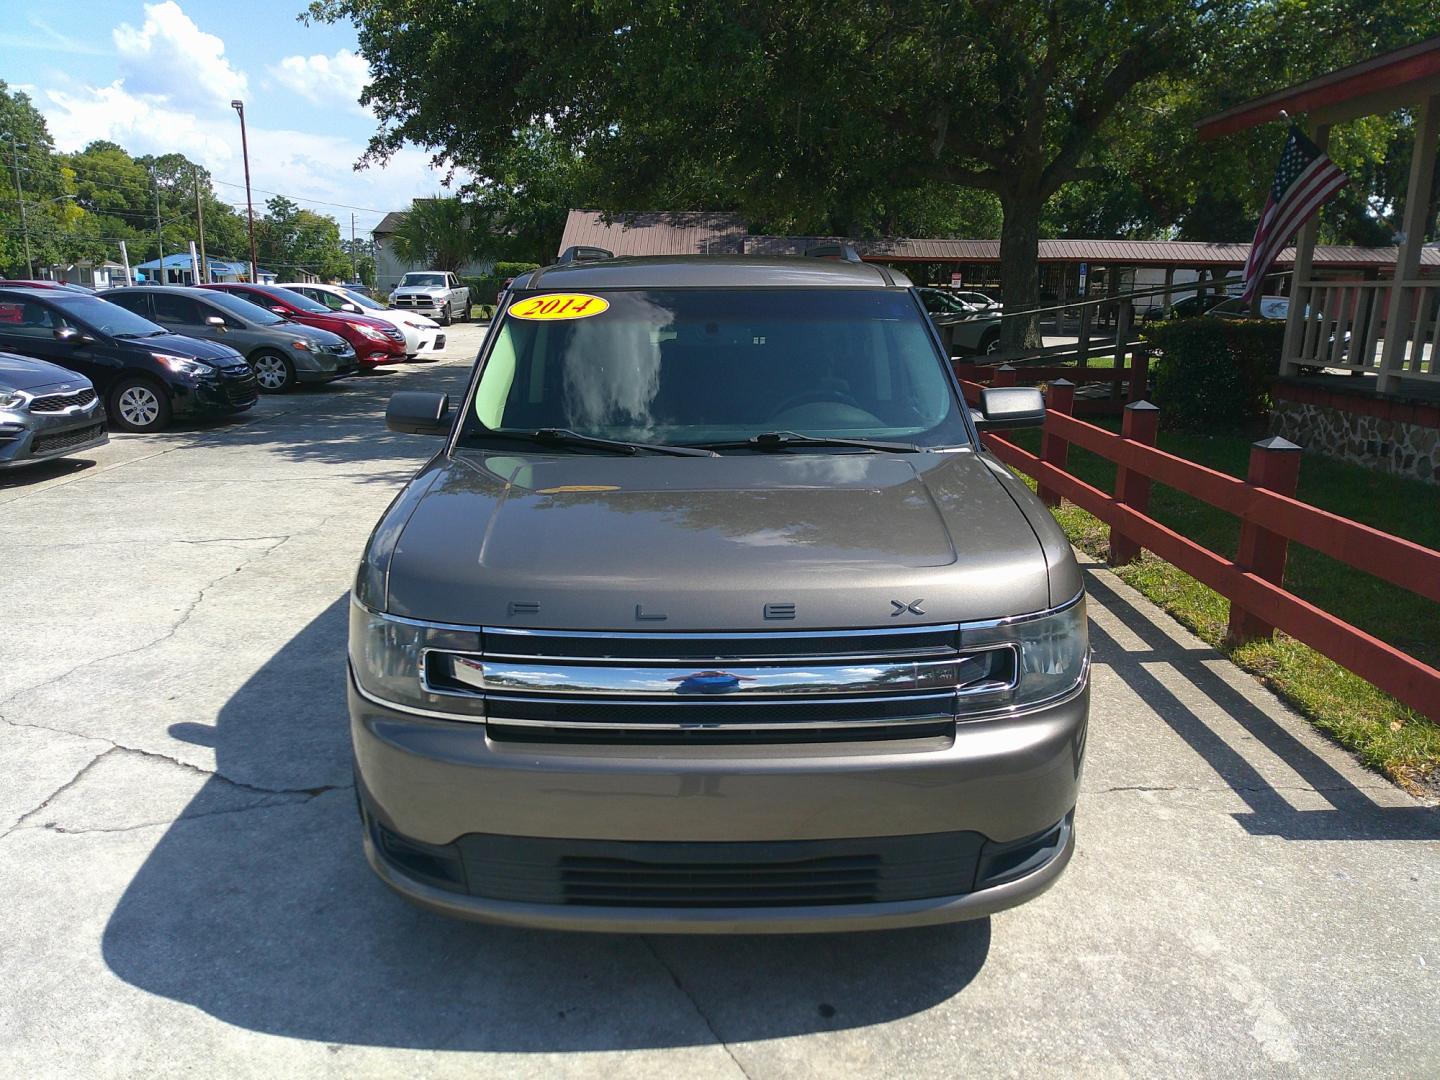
0 514 341 713
1087 783 1400 796
1 745 116 839
640 937 754 1080
0 736 349 843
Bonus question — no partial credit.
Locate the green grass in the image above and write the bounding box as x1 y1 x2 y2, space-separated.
1007 421 1440 794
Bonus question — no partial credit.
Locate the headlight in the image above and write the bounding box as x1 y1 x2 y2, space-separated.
152 353 213 376
291 339 313 351
356 324 389 341
961 594 1088 711
0 389 30 410
349 601 486 719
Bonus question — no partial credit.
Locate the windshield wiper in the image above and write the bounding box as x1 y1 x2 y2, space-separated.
113 330 167 339
700 431 924 453
479 428 719 458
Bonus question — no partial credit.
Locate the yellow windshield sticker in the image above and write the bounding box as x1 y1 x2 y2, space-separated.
509 293 610 321
536 485 621 494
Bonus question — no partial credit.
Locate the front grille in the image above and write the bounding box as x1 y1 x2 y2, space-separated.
323 342 353 356
223 374 259 406
32 423 104 455
433 333 446 349
381 325 405 343
29 387 97 413
456 832 985 907
429 625 1014 744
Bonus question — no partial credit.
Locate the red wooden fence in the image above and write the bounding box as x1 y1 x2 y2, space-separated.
960 378 1440 723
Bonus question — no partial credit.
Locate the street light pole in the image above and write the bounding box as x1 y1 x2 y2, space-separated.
7 134 33 277
231 99 258 282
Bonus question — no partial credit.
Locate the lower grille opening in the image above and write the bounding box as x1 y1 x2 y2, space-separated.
32 423 105 455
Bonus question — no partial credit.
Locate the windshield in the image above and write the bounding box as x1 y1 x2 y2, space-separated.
344 288 383 311
201 289 286 325
260 286 329 314
459 288 968 450
401 274 447 288
61 295 169 337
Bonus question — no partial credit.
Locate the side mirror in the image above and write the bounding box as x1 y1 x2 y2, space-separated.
205 315 227 331
52 326 90 345
386 391 450 436
975 386 1046 430
340 302 359 313
270 306 289 316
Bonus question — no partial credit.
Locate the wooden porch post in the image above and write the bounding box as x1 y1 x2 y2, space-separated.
1162 266 1175 311
1281 122 1331 377
1377 92 1440 394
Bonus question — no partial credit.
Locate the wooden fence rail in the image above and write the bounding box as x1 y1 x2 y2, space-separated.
955 351 1150 416
959 378 1440 722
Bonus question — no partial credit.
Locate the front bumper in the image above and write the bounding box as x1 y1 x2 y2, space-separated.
0 406 107 468
174 368 259 416
349 673 1088 932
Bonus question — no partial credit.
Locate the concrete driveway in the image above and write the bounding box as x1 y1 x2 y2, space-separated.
2 322 1436 1078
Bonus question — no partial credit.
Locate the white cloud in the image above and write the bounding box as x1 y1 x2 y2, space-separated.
33 2 458 243
113 1 247 108
269 49 369 112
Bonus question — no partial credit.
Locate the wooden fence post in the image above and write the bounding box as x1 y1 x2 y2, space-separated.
1038 379 1075 508
1077 305 1092 369
953 358 978 385
1127 346 1150 403
1226 436 1303 643
1108 400 1160 565
993 364 1018 387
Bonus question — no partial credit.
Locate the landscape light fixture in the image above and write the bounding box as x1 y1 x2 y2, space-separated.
231 99 258 283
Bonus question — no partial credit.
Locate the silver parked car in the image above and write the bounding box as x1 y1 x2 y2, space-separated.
105 286 358 393
0 352 107 469
349 250 1090 933
919 287 1003 355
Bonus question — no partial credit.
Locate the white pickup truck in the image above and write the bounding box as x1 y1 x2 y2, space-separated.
387 272 471 325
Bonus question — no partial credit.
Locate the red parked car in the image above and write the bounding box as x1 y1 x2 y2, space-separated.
200 283 406 368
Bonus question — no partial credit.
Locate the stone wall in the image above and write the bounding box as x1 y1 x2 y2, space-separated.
1269 380 1439 484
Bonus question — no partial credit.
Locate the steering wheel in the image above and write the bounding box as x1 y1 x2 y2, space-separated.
768 388 864 416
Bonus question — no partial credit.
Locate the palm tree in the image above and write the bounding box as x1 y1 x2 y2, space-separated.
389 196 476 272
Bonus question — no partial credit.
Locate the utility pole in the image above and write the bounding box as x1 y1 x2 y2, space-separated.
152 167 165 284
350 212 357 282
193 165 207 283
231 100 258 282
7 134 33 277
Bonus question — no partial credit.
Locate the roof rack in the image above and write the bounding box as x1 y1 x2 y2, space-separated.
802 243 863 263
558 245 615 264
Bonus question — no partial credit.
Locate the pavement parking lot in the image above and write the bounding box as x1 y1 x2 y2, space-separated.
1 320 1437 1078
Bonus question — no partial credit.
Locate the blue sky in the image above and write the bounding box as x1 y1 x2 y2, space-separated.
2 0 460 238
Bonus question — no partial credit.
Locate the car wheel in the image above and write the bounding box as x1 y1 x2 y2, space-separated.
109 377 172 433
980 331 1001 355
250 350 296 393
439 304 452 326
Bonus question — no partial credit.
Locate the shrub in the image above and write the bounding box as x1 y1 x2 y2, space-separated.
1141 317 1283 431
464 261 541 307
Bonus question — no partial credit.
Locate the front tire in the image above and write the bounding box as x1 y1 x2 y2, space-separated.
980 331 1001 356
250 350 296 393
109 377 172 433
439 303 452 326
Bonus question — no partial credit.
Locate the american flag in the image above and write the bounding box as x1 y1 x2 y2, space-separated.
1240 128 1348 303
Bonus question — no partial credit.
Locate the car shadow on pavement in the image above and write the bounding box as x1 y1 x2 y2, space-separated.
101 596 991 1051
1083 567 1440 841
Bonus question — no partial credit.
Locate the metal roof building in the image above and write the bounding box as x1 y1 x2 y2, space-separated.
558 212 1438 271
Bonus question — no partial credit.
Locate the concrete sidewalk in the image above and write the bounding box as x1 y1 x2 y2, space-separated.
1 324 1436 1078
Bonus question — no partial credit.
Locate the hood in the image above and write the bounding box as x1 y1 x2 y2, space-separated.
0 352 90 392
392 286 447 297
132 332 250 371
384 450 1051 630
290 325 349 348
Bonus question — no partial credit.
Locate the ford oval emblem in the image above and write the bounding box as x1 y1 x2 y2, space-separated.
667 670 756 696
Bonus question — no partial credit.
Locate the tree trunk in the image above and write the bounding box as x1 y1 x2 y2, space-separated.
998 192 1044 350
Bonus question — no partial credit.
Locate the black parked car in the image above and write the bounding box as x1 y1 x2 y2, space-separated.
0 287 258 432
